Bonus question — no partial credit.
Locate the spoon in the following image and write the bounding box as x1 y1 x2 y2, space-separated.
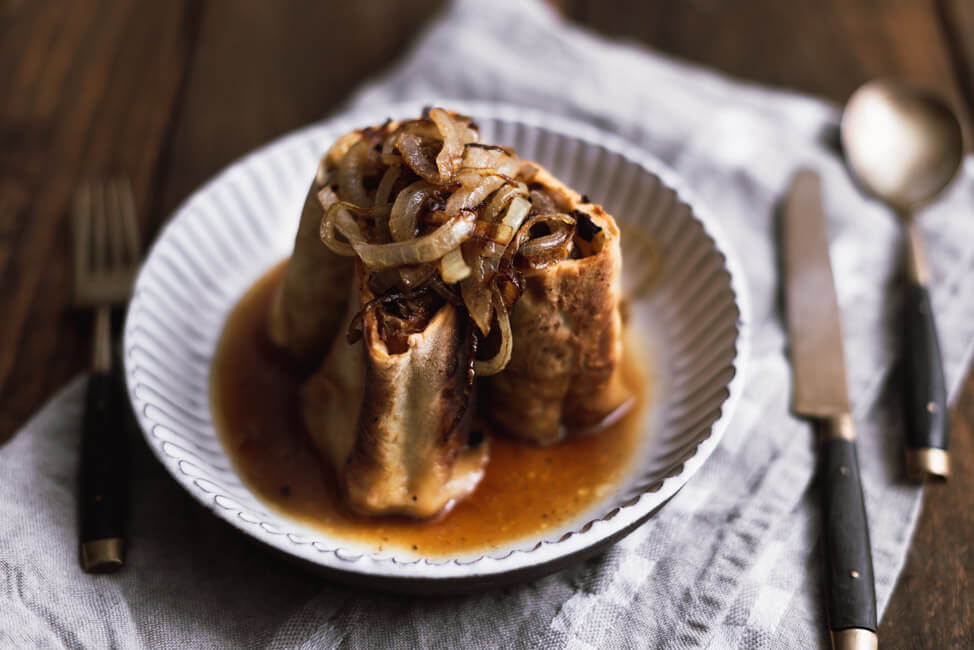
841 79 964 481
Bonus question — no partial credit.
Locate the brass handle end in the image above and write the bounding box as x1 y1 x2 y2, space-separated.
905 447 950 482
81 537 124 573
831 627 878 650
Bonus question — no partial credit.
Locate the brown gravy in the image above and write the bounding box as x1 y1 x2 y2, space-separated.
211 261 648 557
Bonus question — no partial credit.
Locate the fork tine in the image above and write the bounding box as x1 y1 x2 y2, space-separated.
73 182 91 282
107 179 125 270
91 181 107 272
116 177 140 265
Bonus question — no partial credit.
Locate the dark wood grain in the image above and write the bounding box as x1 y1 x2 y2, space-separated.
1 0 973 645
0 0 197 438
885 372 974 647
157 0 445 229
938 0 974 146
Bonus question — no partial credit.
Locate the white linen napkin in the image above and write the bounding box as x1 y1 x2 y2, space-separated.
4 1 974 647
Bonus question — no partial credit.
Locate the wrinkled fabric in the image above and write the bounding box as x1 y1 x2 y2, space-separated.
4 0 974 647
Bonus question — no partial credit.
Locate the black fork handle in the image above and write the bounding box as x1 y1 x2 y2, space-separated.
79 371 127 572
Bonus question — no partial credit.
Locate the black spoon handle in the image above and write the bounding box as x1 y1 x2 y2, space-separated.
79 371 127 572
821 418 878 650
902 282 950 481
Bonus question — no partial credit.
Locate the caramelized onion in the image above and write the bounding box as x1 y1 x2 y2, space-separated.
319 109 567 343
430 107 465 180
338 139 373 208
396 131 440 183
445 175 506 215
316 162 336 187
529 189 557 214
462 146 505 170
380 130 401 166
491 224 514 244
473 286 512 376
484 183 527 223
511 213 575 249
389 181 432 242
375 163 401 207
348 211 476 269
520 229 573 258
439 246 471 283
499 196 532 239
317 186 339 213
460 245 500 334
517 214 576 270
457 167 518 185
320 202 361 256
326 131 362 168
494 270 523 309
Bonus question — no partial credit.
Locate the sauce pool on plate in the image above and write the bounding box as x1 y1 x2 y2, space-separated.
211 260 649 557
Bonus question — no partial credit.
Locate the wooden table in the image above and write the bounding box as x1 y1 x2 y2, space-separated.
2 0 971 645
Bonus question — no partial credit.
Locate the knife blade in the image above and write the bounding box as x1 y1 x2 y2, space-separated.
782 170 878 650
784 171 851 418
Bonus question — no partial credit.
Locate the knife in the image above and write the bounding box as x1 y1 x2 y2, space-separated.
783 171 878 650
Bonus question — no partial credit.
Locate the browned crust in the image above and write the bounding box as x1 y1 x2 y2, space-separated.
268 171 353 362
487 165 631 445
302 263 487 519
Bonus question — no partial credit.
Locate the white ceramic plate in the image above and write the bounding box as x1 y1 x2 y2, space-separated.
123 101 749 592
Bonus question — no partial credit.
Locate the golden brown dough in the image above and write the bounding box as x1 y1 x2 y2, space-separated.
301 263 487 518
272 111 633 518
486 168 632 445
267 163 354 362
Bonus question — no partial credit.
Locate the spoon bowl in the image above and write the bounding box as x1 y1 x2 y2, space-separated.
841 80 963 213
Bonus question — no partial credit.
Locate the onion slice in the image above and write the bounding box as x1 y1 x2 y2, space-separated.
349 211 476 269
396 130 440 183
338 139 373 208
460 245 500 334
320 202 366 256
325 131 362 168
484 183 527 223
315 112 561 351
389 181 432 242
317 186 339 213
445 175 506 215
374 163 401 206
500 196 532 237
430 107 465 180
510 213 575 250
529 189 557 214
473 286 513 376
439 246 471 283
519 229 572 258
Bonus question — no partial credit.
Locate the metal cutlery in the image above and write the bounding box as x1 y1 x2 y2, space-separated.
840 80 963 481
782 170 878 650
72 177 141 573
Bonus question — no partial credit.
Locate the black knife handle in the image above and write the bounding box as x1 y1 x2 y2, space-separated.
821 431 877 641
79 371 126 572
902 282 950 481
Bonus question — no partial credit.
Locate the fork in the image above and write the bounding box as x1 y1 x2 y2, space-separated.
72 177 140 573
